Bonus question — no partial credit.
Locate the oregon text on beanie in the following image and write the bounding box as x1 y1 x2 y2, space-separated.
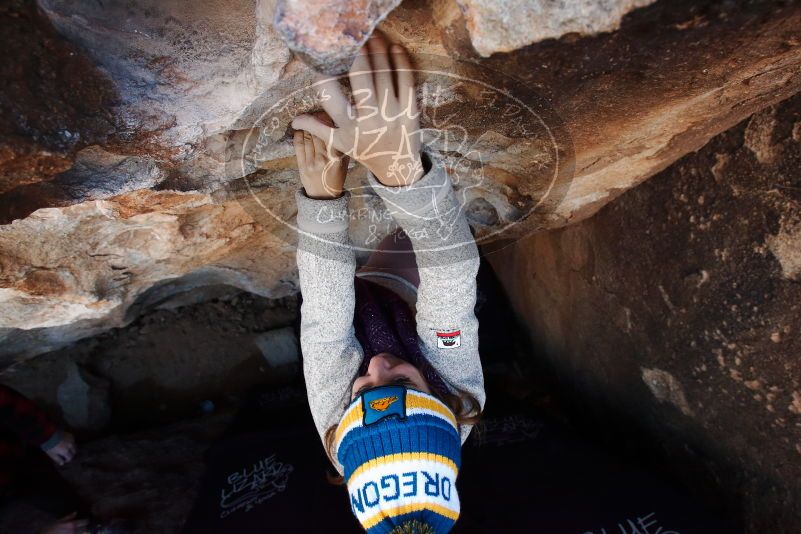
334 385 462 533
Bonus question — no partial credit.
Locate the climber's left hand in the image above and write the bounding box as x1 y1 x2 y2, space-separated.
294 112 350 200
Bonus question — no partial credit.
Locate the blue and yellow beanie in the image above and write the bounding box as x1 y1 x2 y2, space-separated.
334 385 461 533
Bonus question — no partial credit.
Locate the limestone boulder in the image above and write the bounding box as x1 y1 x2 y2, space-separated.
274 0 403 74
488 93 801 533
0 357 111 433
456 0 656 56
254 326 300 369
0 189 298 360
61 413 232 532
0 0 118 196
2 0 801 358
37 0 292 147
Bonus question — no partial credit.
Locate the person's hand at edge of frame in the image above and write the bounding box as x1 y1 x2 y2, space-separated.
45 431 76 467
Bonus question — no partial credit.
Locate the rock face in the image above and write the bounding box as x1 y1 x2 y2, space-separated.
0 290 300 432
274 0 403 73
37 0 291 147
1 0 800 528
455 0 656 56
2 0 801 359
0 190 298 360
487 93 801 533
0 0 118 196
60 413 232 533
0 356 111 433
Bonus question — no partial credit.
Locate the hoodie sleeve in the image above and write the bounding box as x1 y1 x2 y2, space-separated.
366 152 485 443
294 189 365 451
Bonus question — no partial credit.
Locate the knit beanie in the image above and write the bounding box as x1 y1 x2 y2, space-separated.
334 385 461 533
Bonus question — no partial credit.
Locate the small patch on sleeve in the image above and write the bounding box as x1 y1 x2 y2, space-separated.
436 330 461 349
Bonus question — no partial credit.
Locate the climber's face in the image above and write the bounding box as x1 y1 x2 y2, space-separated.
351 353 432 401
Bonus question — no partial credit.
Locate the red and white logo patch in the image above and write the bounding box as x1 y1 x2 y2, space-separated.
436 330 461 349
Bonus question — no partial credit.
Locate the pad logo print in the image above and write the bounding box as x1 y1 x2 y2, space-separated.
369 396 399 412
219 454 294 518
437 330 461 349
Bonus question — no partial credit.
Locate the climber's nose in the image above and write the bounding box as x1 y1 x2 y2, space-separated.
366 352 400 378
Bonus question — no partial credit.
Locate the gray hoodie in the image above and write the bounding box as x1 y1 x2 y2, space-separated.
294 153 485 474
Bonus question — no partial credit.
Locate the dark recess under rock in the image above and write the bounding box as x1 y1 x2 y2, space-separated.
489 89 801 533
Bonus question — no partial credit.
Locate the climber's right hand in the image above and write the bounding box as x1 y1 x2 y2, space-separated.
291 32 423 189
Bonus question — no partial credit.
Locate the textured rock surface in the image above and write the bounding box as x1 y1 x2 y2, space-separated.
274 0 402 73
768 220 801 281
456 0 656 56
0 356 111 432
0 0 119 194
0 290 299 431
478 0 801 229
0 190 298 360
254 326 300 369
2 0 801 358
487 93 801 532
60 413 232 532
38 0 291 147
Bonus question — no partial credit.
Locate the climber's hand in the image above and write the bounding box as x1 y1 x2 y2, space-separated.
45 432 76 466
292 32 423 188
294 114 349 200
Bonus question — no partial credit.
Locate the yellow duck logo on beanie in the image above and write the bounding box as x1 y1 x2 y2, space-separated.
369 395 399 412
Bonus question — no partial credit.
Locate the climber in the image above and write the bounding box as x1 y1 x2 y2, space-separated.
291 31 484 532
